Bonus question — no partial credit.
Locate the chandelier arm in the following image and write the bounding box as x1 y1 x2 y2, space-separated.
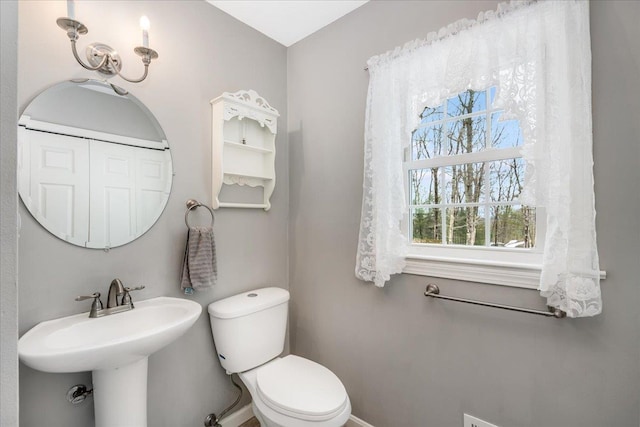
110 57 149 83
70 39 109 72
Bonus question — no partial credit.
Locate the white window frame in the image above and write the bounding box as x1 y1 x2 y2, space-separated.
402 89 545 289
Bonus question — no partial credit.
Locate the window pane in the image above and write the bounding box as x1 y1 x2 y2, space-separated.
489 205 536 248
491 111 523 148
407 86 532 251
443 163 486 204
489 158 525 202
446 116 486 154
447 90 487 117
419 105 444 124
489 87 497 107
411 124 444 160
444 206 486 246
412 208 442 244
410 168 440 205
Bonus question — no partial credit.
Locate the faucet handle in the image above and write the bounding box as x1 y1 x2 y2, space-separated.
75 292 103 317
121 286 145 307
75 292 101 301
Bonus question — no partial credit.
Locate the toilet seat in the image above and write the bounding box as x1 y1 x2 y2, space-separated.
256 355 348 421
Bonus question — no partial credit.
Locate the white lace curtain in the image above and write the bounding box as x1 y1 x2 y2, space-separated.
355 0 602 317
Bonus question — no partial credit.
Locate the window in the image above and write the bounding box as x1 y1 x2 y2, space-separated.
357 1 601 315
402 88 543 287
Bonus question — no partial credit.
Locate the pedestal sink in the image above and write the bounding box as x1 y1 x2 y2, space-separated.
18 297 202 427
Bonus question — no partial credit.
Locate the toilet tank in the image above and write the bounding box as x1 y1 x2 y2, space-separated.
208 287 289 374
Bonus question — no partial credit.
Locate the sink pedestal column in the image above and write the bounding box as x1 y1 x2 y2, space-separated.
93 357 148 427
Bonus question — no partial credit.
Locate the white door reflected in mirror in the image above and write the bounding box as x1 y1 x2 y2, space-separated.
18 80 173 249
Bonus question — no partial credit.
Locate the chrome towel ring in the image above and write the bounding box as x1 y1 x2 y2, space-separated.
185 199 215 228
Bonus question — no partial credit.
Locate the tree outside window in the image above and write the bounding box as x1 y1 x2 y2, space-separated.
407 87 535 249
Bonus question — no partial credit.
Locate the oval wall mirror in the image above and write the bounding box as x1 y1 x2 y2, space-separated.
18 79 173 249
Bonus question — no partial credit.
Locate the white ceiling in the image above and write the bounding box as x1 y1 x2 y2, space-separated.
206 1 369 47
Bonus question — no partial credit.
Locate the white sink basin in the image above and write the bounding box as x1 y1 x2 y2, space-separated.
18 296 202 427
19 296 202 372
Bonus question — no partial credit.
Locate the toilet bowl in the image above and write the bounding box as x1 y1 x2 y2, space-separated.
240 356 351 427
208 288 351 427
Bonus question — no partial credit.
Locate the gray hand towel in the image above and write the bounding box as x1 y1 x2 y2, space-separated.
180 226 217 294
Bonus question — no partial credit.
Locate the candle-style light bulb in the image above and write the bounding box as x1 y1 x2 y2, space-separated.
140 15 150 48
67 0 75 20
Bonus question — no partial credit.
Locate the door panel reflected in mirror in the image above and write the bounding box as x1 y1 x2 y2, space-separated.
18 80 173 249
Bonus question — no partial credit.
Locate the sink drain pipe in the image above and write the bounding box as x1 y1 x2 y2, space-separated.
204 374 243 427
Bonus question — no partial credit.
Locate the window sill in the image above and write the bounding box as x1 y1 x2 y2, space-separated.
403 255 607 289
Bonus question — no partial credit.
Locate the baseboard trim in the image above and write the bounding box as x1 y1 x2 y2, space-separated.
219 404 254 427
346 414 375 427
219 403 375 427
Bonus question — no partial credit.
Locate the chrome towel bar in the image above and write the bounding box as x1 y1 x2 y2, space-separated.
424 284 566 319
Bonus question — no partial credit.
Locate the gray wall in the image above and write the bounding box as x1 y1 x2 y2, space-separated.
14 1 640 427
287 1 640 427
1 1 19 425
17 1 288 426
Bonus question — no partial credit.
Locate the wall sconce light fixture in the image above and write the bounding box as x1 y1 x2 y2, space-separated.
56 0 158 83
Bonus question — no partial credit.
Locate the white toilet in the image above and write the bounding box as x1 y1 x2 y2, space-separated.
208 287 351 427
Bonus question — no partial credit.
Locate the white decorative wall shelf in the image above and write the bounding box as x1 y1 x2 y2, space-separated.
211 90 279 210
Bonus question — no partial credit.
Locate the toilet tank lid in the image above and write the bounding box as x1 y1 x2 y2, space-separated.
208 287 290 319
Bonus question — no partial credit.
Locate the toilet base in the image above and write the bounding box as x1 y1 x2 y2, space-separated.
250 402 272 427
250 401 349 427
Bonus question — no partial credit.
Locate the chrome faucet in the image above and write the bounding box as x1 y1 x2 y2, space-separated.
107 278 126 308
76 278 145 318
